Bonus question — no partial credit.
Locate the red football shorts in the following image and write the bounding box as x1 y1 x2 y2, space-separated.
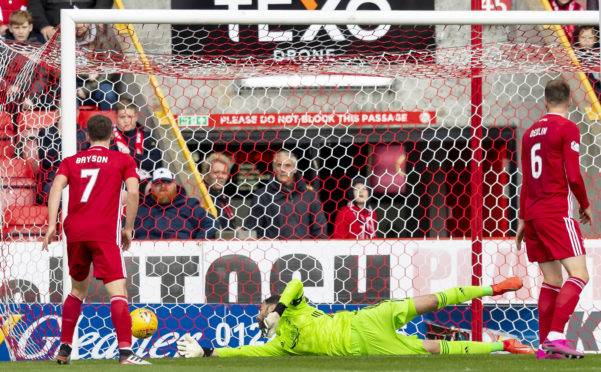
524 217 586 263
66 241 126 281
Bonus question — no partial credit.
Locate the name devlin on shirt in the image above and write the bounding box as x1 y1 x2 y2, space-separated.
530 127 547 137
75 155 109 164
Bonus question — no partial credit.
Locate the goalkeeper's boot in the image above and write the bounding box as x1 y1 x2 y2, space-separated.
541 339 584 359
503 339 535 355
491 277 523 296
55 343 72 365
536 349 566 359
119 349 151 365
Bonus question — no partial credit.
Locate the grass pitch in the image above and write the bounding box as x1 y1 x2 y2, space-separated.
2 354 601 372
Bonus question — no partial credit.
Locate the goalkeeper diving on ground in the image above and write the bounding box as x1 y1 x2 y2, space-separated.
177 278 534 358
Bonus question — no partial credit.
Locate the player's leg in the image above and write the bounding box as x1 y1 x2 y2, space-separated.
522 219 565 359
412 276 523 316
56 276 90 365
422 338 533 355
530 218 587 359
95 240 150 365
541 255 588 359
104 278 148 364
536 260 563 353
56 242 92 365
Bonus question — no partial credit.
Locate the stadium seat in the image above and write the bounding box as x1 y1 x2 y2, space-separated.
0 112 16 158
0 158 34 179
78 109 117 127
0 159 36 207
17 110 58 138
21 138 39 174
2 205 48 238
0 111 12 130
0 130 15 159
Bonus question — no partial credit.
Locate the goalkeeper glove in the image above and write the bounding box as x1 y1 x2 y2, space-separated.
260 303 286 338
177 333 214 358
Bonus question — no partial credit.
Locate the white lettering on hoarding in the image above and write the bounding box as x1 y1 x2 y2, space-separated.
215 0 392 60
17 315 61 360
149 332 180 358
91 333 119 359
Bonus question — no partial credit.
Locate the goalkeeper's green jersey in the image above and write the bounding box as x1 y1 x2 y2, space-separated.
217 279 355 357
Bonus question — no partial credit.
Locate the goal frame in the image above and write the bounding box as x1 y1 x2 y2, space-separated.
58 8 600 344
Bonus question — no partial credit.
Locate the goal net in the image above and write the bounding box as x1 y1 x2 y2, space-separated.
0 8 600 360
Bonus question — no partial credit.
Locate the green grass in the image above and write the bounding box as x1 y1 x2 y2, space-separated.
2 354 601 372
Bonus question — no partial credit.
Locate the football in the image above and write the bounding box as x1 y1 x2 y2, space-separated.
130 308 158 339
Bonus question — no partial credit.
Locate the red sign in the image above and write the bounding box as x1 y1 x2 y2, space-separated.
177 111 436 128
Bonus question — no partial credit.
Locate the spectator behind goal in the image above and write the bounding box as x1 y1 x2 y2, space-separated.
134 167 218 240
549 0 583 45
244 150 328 239
4 10 43 44
573 25 600 100
201 152 237 231
332 176 378 239
0 0 28 38
110 97 163 174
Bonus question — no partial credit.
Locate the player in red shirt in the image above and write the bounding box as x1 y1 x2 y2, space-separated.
42 115 149 365
516 79 592 360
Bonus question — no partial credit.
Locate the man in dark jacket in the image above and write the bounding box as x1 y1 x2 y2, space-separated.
111 98 163 173
244 150 328 239
134 167 217 240
28 0 113 41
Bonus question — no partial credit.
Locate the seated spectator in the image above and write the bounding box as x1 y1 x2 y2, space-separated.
550 0 583 45
332 177 378 239
29 0 113 42
4 10 42 44
111 97 163 173
244 150 328 239
0 0 28 38
574 25 600 99
201 152 237 230
134 167 218 240
0 10 47 119
36 105 89 204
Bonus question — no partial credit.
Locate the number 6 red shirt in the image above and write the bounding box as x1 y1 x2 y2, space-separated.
519 113 589 221
57 145 139 244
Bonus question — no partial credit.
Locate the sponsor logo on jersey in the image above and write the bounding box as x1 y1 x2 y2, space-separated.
571 141 580 152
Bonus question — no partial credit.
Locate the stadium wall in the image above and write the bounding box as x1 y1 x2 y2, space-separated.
1 239 601 359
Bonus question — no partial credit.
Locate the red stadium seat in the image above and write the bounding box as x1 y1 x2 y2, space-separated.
2 205 48 238
0 158 34 179
21 138 40 174
0 178 37 207
0 159 36 207
0 131 15 159
0 111 12 131
0 114 16 159
78 109 116 127
17 110 58 138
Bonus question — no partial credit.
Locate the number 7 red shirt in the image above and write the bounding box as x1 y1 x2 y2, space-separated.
519 113 589 221
57 145 139 244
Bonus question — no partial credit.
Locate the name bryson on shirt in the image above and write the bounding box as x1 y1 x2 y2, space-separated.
75 155 109 164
